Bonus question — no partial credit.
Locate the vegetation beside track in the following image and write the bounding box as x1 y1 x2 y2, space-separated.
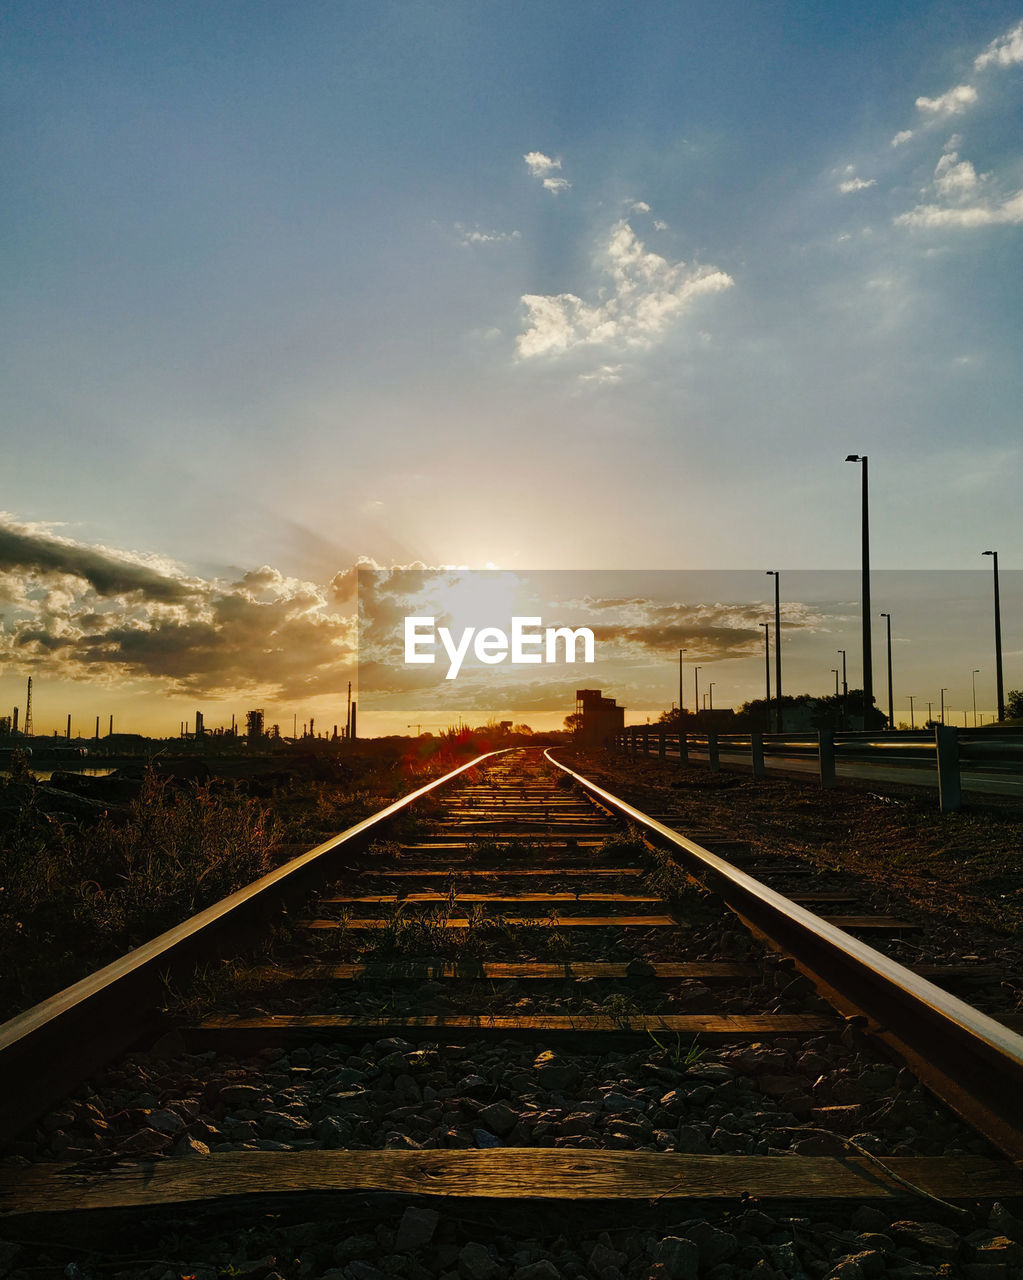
0 734 497 1022
564 748 1023 938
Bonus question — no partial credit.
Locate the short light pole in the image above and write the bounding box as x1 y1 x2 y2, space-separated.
694 666 701 719
708 682 716 713
982 551 1005 722
760 622 771 728
845 455 873 722
927 700 933 726
880 611 893 731
679 649 685 718
940 687 948 725
838 648 848 729
972 669 980 728
908 695 915 730
832 668 839 696
766 571 782 731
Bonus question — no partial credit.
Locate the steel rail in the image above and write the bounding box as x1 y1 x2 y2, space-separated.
0 749 508 1144
545 748 1023 1166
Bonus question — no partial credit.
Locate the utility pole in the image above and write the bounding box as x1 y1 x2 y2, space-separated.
880 611 893 731
982 552 1005 721
766 571 782 731
845 455 873 720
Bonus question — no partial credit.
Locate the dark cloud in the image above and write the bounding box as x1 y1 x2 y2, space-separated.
0 518 197 602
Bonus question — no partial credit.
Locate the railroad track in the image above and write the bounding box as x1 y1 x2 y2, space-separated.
2 747 1023 1276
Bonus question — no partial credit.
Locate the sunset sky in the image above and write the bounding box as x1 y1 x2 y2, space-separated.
2 3 1021 736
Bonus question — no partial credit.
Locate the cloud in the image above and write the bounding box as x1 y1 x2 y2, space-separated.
896 189 1023 228
524 151 560 177
934 148 979 197
891 130 914 147
0 513 198 602
631 201 651 213
517 220 733 360
653 219 669 231
915 84 978 115
838 176 876 193
974 19 1023 70
895 141 1022 229
0 513 357 699
455 224 521 246
524 151 571 194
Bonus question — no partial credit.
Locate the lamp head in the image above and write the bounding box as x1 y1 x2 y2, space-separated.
982 550 995 556
845 454 864 462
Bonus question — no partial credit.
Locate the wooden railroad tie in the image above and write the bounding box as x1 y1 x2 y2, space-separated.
2 1152 1018 1223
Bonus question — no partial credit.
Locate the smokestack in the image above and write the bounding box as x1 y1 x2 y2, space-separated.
350 702 357 740
109 715 113 737
95 716 100 740
12 707 18 734
66 713 71 739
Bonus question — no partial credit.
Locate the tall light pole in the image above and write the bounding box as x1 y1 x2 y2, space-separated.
940 687 948 725
760 622 771 728
838 649 848 729
708 682 716 712
766 570 782 731
927 700 933 726
982 551 1005 722
694 666 701 718
972 669 980 728
845 455 873 723
880 611 893 731
679 649 685 718
908 695 915 730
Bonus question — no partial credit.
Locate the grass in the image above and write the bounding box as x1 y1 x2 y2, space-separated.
647 1028 708 1068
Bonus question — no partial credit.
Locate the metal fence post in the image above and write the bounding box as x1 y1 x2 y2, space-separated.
818 730 836 790
658 729 666 759
707 732 720 772
935 725 961 812
642 727 650 756
678 732 688 765
751 732 765 780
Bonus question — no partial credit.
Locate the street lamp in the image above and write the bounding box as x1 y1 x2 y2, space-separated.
679 649 685 718
708 682 716 713
845 455 873 722
760 622 771 726
940 687 948 725
982 551 1005 722
832 668 839 697
766 571 782 731
838 648 848 729
908 695 915 730
694 666 701 717
880 611 893 731
972 669 980 728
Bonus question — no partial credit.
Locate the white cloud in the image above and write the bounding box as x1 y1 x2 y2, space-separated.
934 149 979 197
517 220 732 360
915 84 978 115
891 130 914 147
895 141 1021 229
974 19 1023 70
578 364 624 386
896 189 1023 228
653 219 669 230
631 201 651 213
838 176 876 193
542 176 571 194
524 151 560 177
455 224 521 246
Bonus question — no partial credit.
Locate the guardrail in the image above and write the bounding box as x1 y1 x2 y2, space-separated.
610 726 1023 811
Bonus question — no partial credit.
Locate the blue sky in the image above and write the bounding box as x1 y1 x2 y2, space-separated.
2 2 1021 733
